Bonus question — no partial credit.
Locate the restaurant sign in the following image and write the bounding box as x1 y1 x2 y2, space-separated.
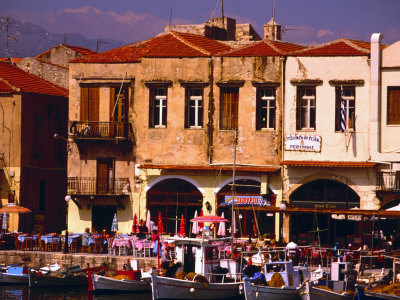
221 195 270 206
285 134 321 152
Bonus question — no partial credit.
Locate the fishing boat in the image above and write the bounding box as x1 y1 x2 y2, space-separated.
0 263 60 284
29 264 106 288
356 284 400 300
91 270 151 292
243 260 310 300
151 237 242 300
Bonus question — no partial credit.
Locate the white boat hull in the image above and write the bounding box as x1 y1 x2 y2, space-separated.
0 272 29 284
151 273 241 300
243 280 299 300
92 274 150 292
29 271 88 288
299 281 354 300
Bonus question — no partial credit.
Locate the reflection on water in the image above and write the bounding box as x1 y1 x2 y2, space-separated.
0 285 153 300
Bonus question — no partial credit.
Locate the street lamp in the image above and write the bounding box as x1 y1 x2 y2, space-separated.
279 202 287 243
64 195 71 253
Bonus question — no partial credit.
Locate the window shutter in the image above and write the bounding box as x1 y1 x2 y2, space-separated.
162 92 167 127
80 87 89 120
149 88 154 127
296 87 301 130
256 88 261 130
184 88 189 128
110 88 115 122
123 87 129 123
232 89 239 129
335 87 341 131
88 87 99 122
388 88 400 125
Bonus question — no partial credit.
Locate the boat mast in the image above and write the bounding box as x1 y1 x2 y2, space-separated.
231 128 238 249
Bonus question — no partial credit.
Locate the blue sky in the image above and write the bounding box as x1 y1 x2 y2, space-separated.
2 0 400 45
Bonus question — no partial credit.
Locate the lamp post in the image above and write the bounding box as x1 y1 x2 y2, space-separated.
279 202 287 243
64 195 71 253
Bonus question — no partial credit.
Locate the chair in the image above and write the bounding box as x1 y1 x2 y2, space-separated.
91 236 103 254
142 241 152 257
107 238 115 255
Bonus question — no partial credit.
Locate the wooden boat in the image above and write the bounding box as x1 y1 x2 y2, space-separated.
0 265 29 284
243 260 310 300
356 284 400 300
299 279 354 300
91 270 151 292
151 237 242 300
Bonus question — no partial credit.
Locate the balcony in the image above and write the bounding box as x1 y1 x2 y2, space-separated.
67 177 130 196
376 171 400 191
69 121 133 143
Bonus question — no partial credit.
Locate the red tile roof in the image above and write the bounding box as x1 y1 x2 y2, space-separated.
0 57 23 63
72 31 233 63
36 44 97 59
288 39 372 56
281 161 376 167
220 39 305 57
0 62 68 97
0 79 17 93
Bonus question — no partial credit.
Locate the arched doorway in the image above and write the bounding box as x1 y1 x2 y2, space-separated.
147 178 203 235
217 179 276 238
290 179 360 246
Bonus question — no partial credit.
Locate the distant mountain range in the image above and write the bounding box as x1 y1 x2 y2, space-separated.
0 17 126 58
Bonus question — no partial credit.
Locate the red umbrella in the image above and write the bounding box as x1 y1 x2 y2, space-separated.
132 213 138 233
179 215 186 237
157 211 164 234
199 209 204 232
190 215 228 223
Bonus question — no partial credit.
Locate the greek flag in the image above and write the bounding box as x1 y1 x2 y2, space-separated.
340 86 346 132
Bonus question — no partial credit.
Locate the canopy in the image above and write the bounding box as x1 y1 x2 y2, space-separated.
0 203 31 214
146 210 152 233
191 215 228 223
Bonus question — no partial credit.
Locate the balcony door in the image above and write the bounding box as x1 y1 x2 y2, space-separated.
97 158 115 195
110 87 129 137
81 87 99 136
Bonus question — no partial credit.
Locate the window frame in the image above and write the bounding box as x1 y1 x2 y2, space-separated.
335 86 355 132
387 86 400 125
256 87 276 130
220 87 239 130
149 86 168 128
185 87 204 129
296 86 316 130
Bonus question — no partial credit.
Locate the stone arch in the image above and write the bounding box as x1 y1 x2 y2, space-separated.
145 175 205 194
213 176 278 195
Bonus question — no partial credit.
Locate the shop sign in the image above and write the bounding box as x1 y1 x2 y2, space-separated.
221 195 270 206
331 214 362 221
285 134 321 152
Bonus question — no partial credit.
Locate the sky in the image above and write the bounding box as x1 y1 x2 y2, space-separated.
1 0 400 46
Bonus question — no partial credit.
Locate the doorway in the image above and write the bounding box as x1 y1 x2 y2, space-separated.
92 205 117 234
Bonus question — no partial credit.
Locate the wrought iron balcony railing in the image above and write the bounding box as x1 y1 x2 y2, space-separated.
376 171 400 191
67 177 130 196
69 121 133 142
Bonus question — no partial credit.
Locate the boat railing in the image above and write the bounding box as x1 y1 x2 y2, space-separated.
201 272 243 283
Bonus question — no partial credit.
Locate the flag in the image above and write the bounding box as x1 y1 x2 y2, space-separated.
340 86 346 132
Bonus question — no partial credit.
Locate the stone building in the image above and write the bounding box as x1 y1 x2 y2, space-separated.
0 62 68 233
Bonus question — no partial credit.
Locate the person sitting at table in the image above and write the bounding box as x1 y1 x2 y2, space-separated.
82 228 92 247
137 220 148 240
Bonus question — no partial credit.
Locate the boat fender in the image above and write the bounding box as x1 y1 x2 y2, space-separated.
190 288 195 293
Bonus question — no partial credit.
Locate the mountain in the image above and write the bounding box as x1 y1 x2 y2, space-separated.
0 17 126 58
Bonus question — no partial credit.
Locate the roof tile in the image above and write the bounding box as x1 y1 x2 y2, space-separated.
289 39 371 56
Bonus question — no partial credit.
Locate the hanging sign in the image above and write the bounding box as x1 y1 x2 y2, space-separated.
285 134 321 152
221 195 270 206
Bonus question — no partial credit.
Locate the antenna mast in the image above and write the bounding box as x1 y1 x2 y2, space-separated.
272 0 276 21
1 17 17 58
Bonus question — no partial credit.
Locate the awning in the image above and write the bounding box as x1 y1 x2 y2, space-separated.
138 164 279 173
281 161 376 167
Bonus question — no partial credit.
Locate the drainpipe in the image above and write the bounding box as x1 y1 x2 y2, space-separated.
369 33 383 160
207 57 215 164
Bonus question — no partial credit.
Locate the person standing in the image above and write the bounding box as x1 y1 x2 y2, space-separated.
161 246 172 270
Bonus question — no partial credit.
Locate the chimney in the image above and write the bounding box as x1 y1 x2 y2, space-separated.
264 17 281 40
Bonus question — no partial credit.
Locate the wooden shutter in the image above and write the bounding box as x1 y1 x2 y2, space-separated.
97 159 108 194
149 88 154 127
256 88 261 130
184 88 189 128
335 87 341 131
162 90 167 127
88 87 99 121
220 87 239 130
388 87 400 125
296 87 302 130
80 87 89 120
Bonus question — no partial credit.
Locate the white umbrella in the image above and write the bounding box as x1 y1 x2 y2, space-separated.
146 210 152 233
111 213 118 232
191 210 199 235
217 212 226 236
232 209 237 234
2 210 8 231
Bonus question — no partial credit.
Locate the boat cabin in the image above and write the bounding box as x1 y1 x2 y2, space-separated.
264 261 308 287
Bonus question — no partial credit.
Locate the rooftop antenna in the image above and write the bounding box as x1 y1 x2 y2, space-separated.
222 0 225 26
96 39 111 52
169 8 172 26
272 0 276 21
1 17 17 59
64 33 71 44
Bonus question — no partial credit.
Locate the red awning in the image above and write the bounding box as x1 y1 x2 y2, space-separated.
281 161 376 167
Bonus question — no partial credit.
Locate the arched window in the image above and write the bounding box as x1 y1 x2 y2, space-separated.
217 179 276 237
147 178 202 235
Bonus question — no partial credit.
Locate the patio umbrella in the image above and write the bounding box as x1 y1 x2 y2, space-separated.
2 210 8 231
111 213 118 232
191 210 199 235
146 210 152 233
157 212 164 234
190 215 228 223
0 203 31 214
132 213 138 233
199 209 204 232
217 212 226 236
179 215 186 237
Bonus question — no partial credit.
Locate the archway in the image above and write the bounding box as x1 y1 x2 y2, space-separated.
147 178 203 235
289 179 360 246
217 179 276 238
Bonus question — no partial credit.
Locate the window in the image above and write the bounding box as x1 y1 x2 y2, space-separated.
149 87 167 128
185 88 203 128
256 88 275 130
110 87 129 123
220 87 239 130
80 87 99 121
388 87 400 125
296 86 316 130
335 86 355 131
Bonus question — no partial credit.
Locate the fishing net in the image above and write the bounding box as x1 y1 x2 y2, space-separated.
371 284 400 296
268 272 285 287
